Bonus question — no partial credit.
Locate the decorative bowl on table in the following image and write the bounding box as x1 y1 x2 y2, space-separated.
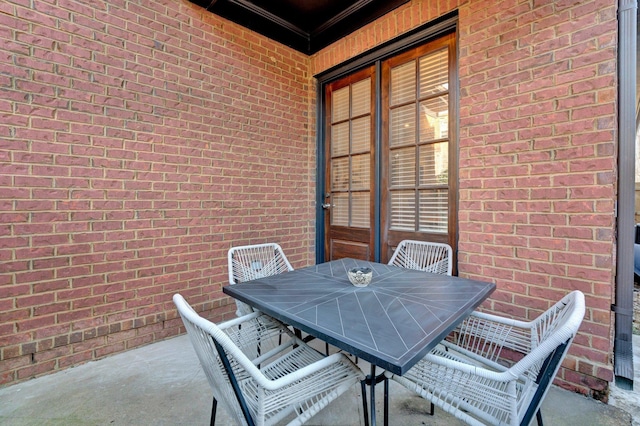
347 267 373 287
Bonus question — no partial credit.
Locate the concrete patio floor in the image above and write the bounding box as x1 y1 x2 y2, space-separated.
1 334 638 426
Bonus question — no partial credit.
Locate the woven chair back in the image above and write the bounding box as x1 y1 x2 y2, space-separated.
173 294 250 425
228 243 293 316
388 240 453 275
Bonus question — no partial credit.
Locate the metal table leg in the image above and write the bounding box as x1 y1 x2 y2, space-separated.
370 364 376 426
362 364 389 426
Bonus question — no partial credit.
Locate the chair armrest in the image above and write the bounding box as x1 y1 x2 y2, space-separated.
450 310 535 364
218 311 263 329
261 352 363 390
386 350 514 384
466 310 532 329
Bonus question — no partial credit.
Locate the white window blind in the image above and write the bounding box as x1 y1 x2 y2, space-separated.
389 48 449 233
330 78 372 228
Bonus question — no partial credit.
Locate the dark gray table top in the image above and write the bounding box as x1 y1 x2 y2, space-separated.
223 258 495 375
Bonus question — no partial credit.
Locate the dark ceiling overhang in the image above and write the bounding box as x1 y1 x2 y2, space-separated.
188 0 410 55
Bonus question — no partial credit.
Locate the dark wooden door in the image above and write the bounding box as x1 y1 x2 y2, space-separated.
381 33 457 265
324 67 376 261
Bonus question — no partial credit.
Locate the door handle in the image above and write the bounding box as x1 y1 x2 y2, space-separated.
322 203 331 209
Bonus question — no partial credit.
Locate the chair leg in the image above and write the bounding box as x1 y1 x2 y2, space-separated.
384 377 389 426
536 409 543 426
429 402 434 416
360 380 369 426
210 397 217 426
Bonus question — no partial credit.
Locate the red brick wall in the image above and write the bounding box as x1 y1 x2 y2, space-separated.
312 0 617 400
0 0 619 400
0 0 314 385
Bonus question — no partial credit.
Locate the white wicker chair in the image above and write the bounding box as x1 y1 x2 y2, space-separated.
174 294 365 426
388 240 453 275
385 290 585 426
228 243 294 317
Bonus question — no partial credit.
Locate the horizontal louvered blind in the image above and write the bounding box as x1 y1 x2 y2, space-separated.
330 77 372 228
419 189 448 232
389 47 449 234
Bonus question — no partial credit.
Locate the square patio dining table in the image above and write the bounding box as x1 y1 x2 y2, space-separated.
223 258 496 426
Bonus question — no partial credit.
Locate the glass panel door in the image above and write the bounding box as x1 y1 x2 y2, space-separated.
381 33 457 264
324 67 375 260
321 32 457 268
